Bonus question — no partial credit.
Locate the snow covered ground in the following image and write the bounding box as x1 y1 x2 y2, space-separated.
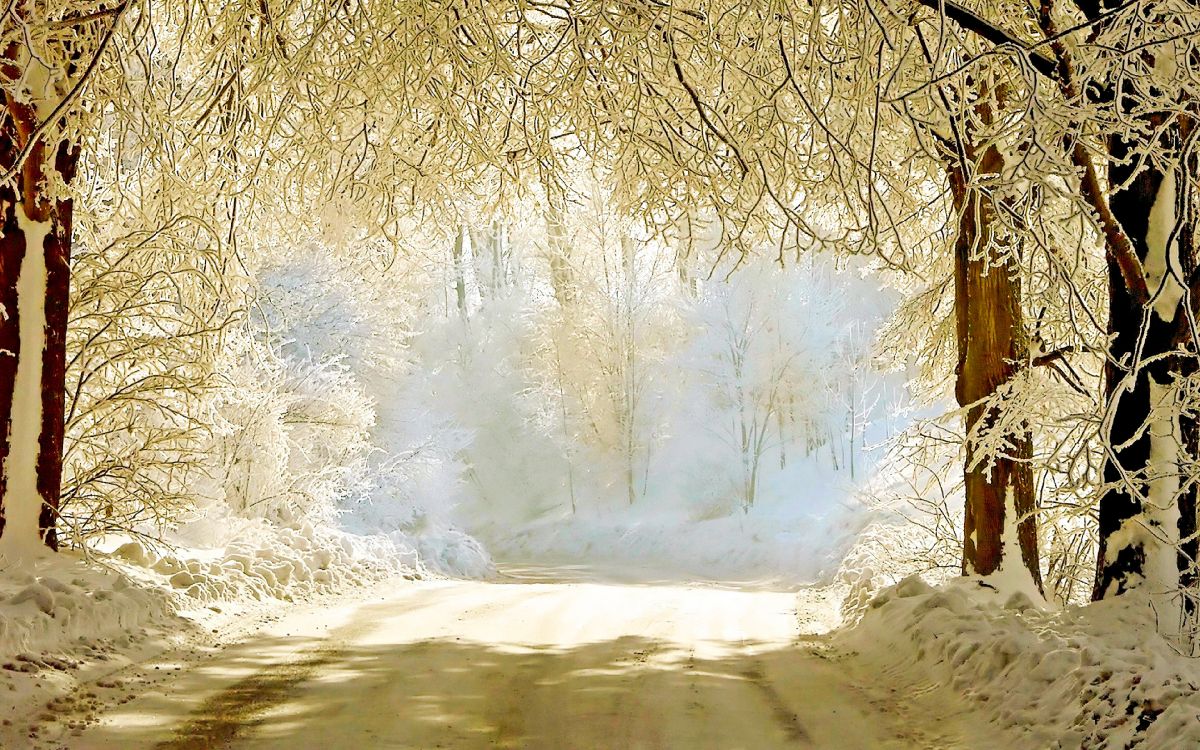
824 513 1200 749
483 503 866 586
70 565 990 749
0 515 490 749
4 526 1198 748
3 487 1196 750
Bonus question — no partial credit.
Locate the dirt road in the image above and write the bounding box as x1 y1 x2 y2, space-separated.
73 567 980 749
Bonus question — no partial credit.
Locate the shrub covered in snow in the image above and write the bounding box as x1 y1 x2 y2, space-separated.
836 518 958 623
204 336 377 525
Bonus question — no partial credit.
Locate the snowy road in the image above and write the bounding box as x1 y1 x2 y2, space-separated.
73 567 981 749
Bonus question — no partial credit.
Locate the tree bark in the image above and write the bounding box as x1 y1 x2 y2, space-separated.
948 143 1043 592
1176 141 1199 615
1080 0 1196 600
1092 136 1190 601
0 77 79 553
915 0 1200 602
676 211 699 297
35 140 77 551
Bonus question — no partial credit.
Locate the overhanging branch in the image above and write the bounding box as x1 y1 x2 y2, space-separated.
910 0 1059 79
914 0 1151 307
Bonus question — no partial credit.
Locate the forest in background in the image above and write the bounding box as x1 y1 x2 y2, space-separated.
66 171 907 583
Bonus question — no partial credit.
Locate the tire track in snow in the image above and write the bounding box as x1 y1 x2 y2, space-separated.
151 646 342 750
149 609 388 750
741 662 812 745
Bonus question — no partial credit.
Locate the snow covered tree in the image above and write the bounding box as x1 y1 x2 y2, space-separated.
0 1 124 555
1040 0 1200 604
11 0 1185 614
896 0 1200 606
783 7 1053 590
684 265 842 512
943 122 1041 591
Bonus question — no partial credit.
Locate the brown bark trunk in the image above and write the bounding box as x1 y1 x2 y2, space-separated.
36 141 78 551
0 198 20 543
929 0 1197 602
948 143 1043 592
0 52 78 552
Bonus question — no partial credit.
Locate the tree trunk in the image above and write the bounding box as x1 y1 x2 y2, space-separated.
1176 143 1199 620
468 227 487 303
948 143 1042 592
1093 139 1191 601
922 0 1198 603
1180 384 1199 619
1026 0 1200 609
0 93 79 554
676 211 699 297
490 220 505 292
1076 0 1198 597
544 185 575 308
450 226 467 315
36 141 76 552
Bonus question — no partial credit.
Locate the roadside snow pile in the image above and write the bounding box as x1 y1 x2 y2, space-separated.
0 551 174 657
110 519 419 606
0 517 421 664
0 514 491 747
836 519 956 621
841 575 1200 749
0 508 494 672
345 498 494 579
409 526 493 578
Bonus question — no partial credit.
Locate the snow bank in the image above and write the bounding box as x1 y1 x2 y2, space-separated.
111 519 420 606
0 517 420 668
0 552 174 658
409 526 493 579
0 517 441 746
836 518 957 621
842 575 1200 749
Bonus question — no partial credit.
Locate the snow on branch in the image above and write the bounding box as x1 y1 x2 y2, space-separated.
908 0 1059 79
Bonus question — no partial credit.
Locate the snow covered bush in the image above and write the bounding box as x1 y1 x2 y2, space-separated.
245 242 495 577
205 336 375 525
111 516 417 604
60 218 237 546
52 212 495 580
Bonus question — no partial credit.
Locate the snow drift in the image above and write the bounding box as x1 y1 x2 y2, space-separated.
842 575 1200 749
